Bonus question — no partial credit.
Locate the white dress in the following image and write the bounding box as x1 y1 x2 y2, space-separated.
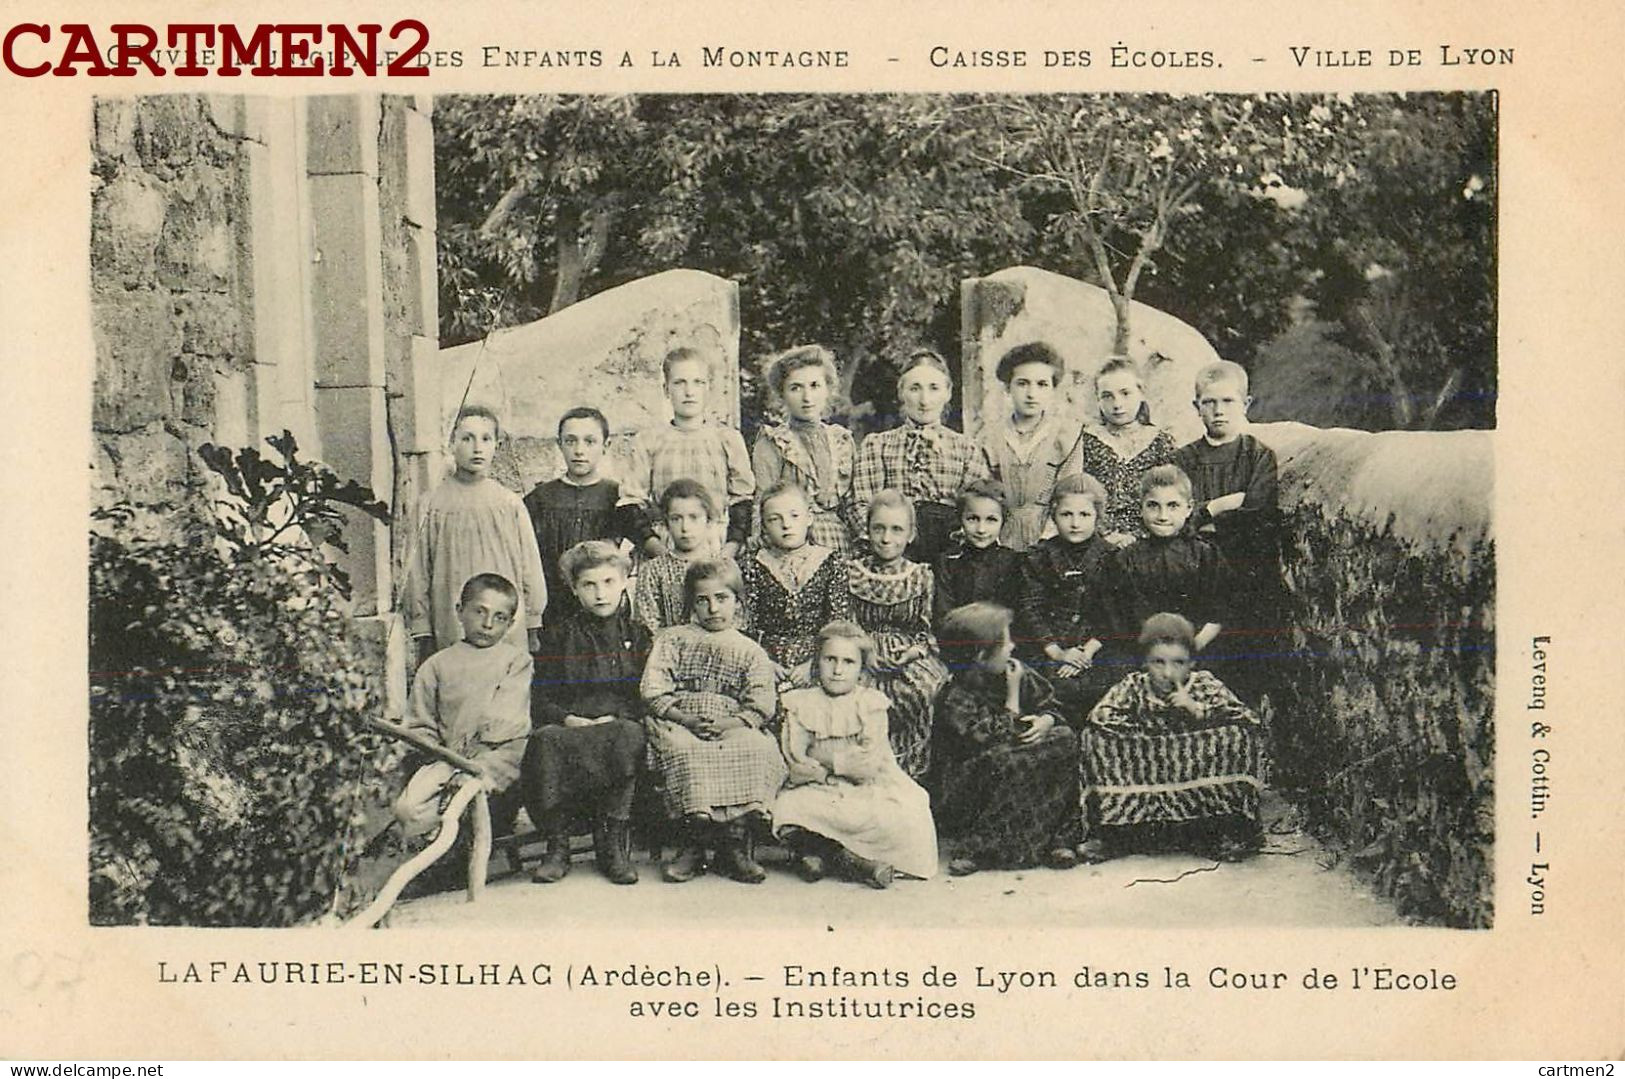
772 686 939 878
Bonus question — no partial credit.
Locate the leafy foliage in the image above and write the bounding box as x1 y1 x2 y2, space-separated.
89 437 397 926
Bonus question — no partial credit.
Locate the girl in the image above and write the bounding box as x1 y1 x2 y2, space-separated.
1076 356 1178 546
853 348 990 565
740 482 851 680
640 558 787 883
846 490 950 780
1082 612 1263 863
931 602 1082 876
404 405 548 666
751 345 860 554
633 479 721 634
930 479 1024 628
774 621 939 887
978 341 1085 551
1016 472 1116 715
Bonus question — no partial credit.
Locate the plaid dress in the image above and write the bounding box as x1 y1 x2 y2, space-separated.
640 623 787 821
632 549 715 634
846 554 949 779
853 420 990 565
740 544 852 672
932 664 1082 867
1083 670 1262 829
620 421 755 547
752 421 859 554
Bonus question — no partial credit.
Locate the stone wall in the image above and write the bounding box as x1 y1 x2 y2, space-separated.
91 95 256 510
436 269 741 494
1253 421 1495 927
960 266 1219 446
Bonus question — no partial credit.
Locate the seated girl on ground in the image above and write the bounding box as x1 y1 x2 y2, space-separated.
773 620 939 888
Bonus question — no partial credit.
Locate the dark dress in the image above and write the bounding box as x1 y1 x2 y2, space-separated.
522 599 651 827
932 664 1082 867
1172 435 1285 694
522 478 655 617
930 541 1025 628
1101 533 1230 659
1016 534 1118 716
1077 428 1178 539
739 545 852 673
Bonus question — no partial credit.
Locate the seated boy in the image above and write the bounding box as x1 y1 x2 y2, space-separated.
393 573 534 841
524 541 651 886
1171 361 1284 695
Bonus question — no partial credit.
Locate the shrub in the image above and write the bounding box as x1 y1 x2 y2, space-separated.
89 433 398 926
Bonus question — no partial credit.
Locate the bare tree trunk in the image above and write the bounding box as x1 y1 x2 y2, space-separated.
547 202 584 315
1111 292 1132 356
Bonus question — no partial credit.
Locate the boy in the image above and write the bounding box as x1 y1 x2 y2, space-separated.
1101 465 1229 665
931 479 1024 628
1172 362 1284 694
393 573 534 840
621 346 755 559
523 406 659 617
1016 472 1115 714
524 542 651 885
633 479 722 633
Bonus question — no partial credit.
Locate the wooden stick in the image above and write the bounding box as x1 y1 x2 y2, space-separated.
467 791 492 902
367 717 483 774
345 780 482 930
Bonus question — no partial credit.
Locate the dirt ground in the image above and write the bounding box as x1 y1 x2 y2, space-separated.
385 793 1402 930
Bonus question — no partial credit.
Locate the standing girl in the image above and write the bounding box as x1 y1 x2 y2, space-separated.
640 558 787 884
1076 356 1178 546
978 341 1085 551
740 482 851 681
853 348 989 565
751 345 859 555
404 405 548 666
774 621 939 887
846 490 950 780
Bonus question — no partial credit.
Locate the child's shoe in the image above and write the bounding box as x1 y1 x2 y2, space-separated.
661 846 706 883
594 818 639 885
1076 837 1113 865
947 856 980 877
1046 847 1079 870
530 833 571 884
838 850 895 890
718 823 766 884
796 854 827 882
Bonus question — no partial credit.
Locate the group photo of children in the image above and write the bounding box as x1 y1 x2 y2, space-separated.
395 339 1283 889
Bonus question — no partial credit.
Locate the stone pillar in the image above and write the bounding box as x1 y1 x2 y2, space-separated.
306 95 392 619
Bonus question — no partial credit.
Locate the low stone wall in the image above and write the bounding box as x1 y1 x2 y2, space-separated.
1252 421 1495 927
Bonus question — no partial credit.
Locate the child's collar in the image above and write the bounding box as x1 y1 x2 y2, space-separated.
558 473 602 487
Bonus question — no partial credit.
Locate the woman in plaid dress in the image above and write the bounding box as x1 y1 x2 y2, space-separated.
847 491 950 781
852 348 990 566
640 557 787 883
751 346 860 555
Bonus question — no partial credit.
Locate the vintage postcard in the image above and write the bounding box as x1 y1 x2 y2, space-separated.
1 0 1621 1060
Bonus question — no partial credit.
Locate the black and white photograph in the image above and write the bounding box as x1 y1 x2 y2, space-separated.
85 89 1495 932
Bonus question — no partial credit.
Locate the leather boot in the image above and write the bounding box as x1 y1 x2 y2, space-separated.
594 817 639 885
530 831 571 884
661 821 707 883
719 821 766 884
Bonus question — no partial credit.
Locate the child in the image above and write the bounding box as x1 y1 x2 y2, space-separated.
846 490 950 781
394 573 534 840
1082 612 1263 862
931 479 1024 628
978 341 1085 551
774 621 939 887
1171 361 1284 696
1076 357 1178 546
524 406 659 618
931 602 1082 876
621 346 755 559
1101 464 1228 665
633 479 721 634
640 557 787 884
1016 472 1116 715
524 542 651 886
752 345 860 554
853 348 990 565
740 482 851 679
404 406 548 667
